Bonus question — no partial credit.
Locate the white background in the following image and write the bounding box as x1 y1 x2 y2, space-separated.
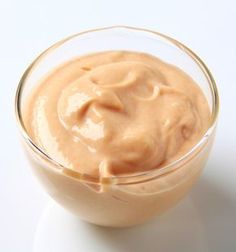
0 0 236 251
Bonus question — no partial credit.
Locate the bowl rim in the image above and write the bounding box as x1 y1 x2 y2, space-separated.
15 25 219 185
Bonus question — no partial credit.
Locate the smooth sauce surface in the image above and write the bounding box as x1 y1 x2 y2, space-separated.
24 51 210 178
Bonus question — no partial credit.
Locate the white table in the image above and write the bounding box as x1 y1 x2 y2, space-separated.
1 0 236 251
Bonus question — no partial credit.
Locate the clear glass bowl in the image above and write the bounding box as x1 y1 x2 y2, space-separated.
15 26 219 227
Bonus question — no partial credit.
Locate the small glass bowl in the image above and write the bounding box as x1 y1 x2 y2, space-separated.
15 26 219 227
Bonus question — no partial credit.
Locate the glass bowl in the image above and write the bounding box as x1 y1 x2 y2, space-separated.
15 26 219 227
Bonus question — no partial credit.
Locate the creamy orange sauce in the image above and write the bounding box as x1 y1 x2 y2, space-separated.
24 51 210 179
